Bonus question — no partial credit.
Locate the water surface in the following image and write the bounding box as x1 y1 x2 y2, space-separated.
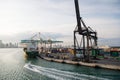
0 48 120 80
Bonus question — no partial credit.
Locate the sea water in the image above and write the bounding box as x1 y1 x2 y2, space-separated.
0 48 120 80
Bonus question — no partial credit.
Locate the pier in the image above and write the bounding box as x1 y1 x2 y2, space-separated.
39 55 120 71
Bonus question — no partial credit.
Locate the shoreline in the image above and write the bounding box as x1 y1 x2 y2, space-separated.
39 56 120 71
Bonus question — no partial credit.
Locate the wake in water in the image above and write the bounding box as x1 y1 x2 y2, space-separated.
24 63 110 80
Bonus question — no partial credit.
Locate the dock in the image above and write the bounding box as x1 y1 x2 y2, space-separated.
40 55 120 71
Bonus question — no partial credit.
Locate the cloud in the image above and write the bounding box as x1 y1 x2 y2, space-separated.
80 0 120 15
0 31 72 43
0 0 120 46
82 17 120 38
98 37 120 46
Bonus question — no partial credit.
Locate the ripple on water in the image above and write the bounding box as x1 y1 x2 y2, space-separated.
24 63 110 80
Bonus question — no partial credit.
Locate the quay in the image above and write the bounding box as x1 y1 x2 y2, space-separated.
40 55 120 71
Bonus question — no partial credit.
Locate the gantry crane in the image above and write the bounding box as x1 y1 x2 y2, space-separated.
74 0 98 62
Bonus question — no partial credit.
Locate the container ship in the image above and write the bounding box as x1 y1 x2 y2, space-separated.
21 40 39 58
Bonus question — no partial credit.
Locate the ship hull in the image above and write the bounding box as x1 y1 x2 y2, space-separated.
24 50 39 58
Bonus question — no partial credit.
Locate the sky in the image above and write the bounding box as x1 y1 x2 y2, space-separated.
0 0 120 46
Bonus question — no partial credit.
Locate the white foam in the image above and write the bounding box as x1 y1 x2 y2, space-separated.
24 63 110 80
24 63 65 80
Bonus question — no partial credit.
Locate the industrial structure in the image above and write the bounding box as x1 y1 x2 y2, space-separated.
74 0 98 62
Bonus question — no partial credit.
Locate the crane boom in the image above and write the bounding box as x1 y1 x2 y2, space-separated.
74 0 82 33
